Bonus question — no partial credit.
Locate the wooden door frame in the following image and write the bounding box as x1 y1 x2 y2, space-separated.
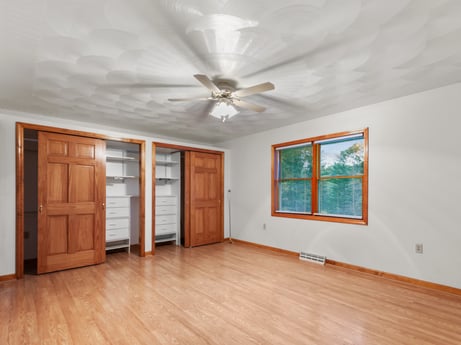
152 142 224 253
16 122 146 279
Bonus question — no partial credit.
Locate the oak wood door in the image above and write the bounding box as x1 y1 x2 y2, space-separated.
188 151 223 247
37 132 106 274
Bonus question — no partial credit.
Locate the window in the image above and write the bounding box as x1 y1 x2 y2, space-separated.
272 129 368 224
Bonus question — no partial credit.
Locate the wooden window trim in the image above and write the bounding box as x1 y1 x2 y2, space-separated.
271 128 368 225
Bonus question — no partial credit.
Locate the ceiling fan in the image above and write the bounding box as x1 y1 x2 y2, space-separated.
168 74 275 121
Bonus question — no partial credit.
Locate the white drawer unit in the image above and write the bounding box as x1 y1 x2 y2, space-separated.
105 196 131 252
155 195 178 243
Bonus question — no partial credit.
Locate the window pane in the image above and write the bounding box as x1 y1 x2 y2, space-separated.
318 178 362 217
320 138 364 177
278 180 311 213
279 145 312 179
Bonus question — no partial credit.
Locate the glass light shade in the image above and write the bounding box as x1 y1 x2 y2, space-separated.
209 101 239 121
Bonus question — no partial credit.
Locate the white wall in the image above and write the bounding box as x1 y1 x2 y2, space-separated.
0 110 230 276
223 83 461 289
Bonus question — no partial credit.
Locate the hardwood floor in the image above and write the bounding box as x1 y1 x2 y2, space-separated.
1 242 461 345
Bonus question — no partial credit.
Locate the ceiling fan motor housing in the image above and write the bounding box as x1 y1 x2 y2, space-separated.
213 79 237 98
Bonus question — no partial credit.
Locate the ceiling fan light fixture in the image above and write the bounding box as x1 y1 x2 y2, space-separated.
209 101 239 121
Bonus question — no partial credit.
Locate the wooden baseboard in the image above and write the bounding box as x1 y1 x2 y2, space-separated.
0 274 16 282
230 238 298 257
326 259 461 296
230 238 461 296
144 251 153 256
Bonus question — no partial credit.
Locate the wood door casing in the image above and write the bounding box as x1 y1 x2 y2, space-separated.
188 151 223 247
38 132 106 273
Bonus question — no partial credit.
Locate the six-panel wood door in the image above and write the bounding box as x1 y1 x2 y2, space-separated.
37 132 106 274
189 151 223 247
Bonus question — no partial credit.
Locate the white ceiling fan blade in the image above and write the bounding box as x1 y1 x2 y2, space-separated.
233 82 275 98
233 99 266 112
193 74 221 94
168 97 210 102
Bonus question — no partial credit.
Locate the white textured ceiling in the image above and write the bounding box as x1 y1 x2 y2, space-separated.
1 0 461 143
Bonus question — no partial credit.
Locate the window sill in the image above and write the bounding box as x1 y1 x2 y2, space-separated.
272 211 368 225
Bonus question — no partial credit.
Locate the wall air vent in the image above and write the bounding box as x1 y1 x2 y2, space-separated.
299 251 326 265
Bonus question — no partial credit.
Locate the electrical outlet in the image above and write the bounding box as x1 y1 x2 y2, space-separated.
415 243 423 254
262 223 266 230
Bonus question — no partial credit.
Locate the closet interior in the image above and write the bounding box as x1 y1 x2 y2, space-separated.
105 140 140 253
154 147 184 246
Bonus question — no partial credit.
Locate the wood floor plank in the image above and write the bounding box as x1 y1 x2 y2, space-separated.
1 242 461 345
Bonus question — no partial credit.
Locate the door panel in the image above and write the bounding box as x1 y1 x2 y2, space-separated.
193 208 205 235
189 152 223 247
47 140 68 156
47 216 68 255
38 132 105 274
70 165 95 202
69 214 95 252
208 174 218 199
193 173 207 199
47 163 68 202
75 143 95 158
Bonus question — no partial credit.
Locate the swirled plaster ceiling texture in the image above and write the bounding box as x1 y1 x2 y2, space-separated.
1 0 460 143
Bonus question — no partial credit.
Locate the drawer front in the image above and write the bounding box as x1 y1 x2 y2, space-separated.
106 228 129 241
106 197 130 208
106 218 129 230
155 215 176 225
156 205 176 215
156 224 176 235
106 207 130 218
156 196 177 206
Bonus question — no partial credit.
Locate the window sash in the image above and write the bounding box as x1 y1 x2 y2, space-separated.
317 176 363 218
277 144 312 180
277 178 312 213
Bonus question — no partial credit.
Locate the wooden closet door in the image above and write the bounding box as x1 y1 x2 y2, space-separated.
189 151 223 247
37 132 106 274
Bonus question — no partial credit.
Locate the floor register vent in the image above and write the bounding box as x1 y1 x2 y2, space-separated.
299 252 326 265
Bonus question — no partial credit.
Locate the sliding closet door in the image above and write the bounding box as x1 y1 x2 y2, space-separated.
188 151 223 247
37 132 106 274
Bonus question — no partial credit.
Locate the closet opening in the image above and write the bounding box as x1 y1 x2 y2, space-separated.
105 140 141 255
153 143 224 253
17 122 146 278
154 147 184 248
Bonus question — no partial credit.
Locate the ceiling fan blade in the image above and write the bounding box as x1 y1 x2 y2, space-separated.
232 99 266 112
168 97 210 102
193 74 221 94
233 82 275 98
121 83 200 88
